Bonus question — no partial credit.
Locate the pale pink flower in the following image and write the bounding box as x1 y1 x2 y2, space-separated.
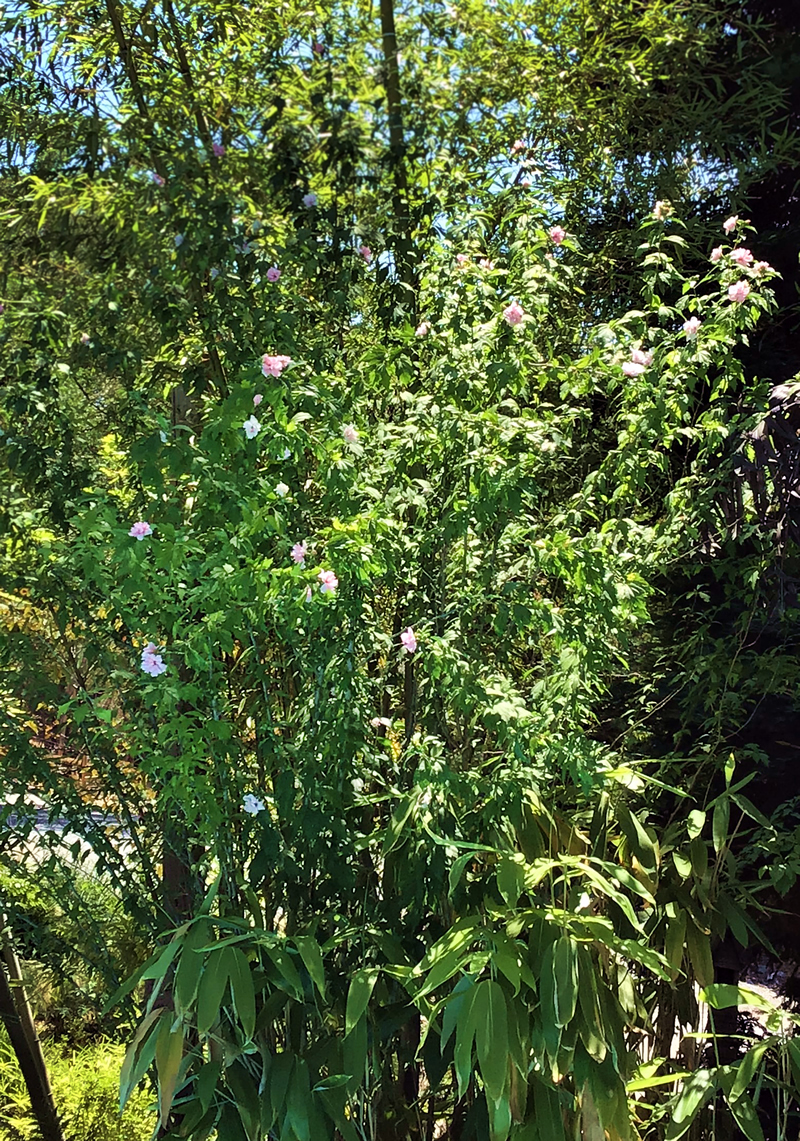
503 301 525 326
174 233 184 248
152 172 165 187
212 142 226 158
710 246 724 263
262 354 292 377
549 225 566 245
253 393 263 406
723 215 738 234
303 193 317 208
455 253 469 266
210 267 220 280
266 266 281 283
729 248 753 267
753 260 772 275
275 482 289 497
343 424 358 444
128 521 153 540
511 139 525 154
141 642 158 657
80 332 90 344
359 245 373 263
683 316 702 338
630 348 653 367
291 541 307 566
318 569 338 594
622 362 646 378
243 416 261 439
400 627 417 653
415 321 430 337
140 652 166 675
305 586 313 602
728 280 751 304
479 258 495 270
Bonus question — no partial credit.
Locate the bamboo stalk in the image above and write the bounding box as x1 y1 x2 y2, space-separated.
0 927 65 1141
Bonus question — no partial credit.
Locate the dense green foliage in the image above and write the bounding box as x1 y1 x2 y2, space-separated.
0 1032 153 1141
2 0 800 1139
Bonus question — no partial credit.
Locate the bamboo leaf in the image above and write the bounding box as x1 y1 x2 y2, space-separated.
553 936 578 1029
155 1017 184 1128
197 946 233 1036
345 967 379 1037
474 979 509 1102
665 1069 715 1140
229 946 256 1040
295 935 326 1000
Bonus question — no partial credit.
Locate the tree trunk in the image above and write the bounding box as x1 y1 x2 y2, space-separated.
0 932 65 1141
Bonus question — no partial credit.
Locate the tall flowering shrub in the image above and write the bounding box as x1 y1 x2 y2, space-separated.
63 206 793 1141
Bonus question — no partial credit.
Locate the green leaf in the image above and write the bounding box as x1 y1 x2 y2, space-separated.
454 981 480 1098
553 936 578 1028
730 1039 771 1102
730 793 773 831
345 967 379 1037
665 1069 715 1140
383 792 419 855
155 1017 185 1127
195 1059 221 1115
120 1009 163 1113
687 810 706 840
727 1092 765 1141
312 1074 350 1092
265 946 304 1000
174 920 210 1015
226 1061 260 1141
685 919 713 988
442 975 474 1048
295 935 326 999
286 1058 312 1141
229 947 256 1039
197 946 233 1036
700 984 776 1012
665 910 686 976
532 1078 566 1141
262 1051 293 1134
474 979 509 1102
497 855 525 907
712 795 730 853
689 837 708 880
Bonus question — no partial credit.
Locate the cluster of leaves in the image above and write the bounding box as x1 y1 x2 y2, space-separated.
2 0 800 1140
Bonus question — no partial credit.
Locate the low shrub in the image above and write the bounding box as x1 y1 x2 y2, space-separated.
0 1034 155 1141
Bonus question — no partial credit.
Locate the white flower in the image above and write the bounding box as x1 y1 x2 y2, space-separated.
275 481 289 497
243 416 261 439
243 794 265 815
